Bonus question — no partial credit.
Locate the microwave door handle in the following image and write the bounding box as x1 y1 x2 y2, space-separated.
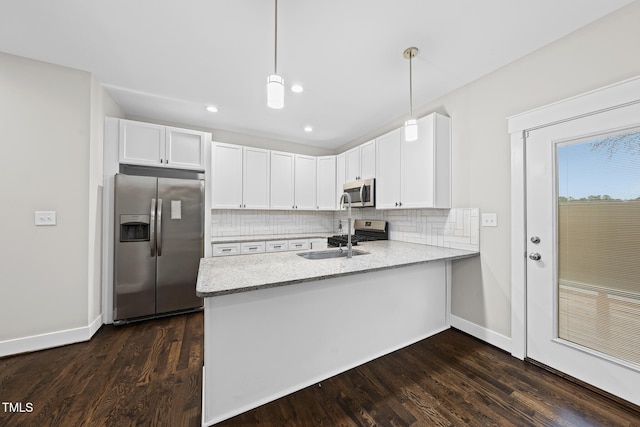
359 185 364 205
150 198 156 257
156 198 163 257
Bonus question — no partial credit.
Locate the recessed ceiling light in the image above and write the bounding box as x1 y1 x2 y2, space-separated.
304 126 313 132
291 84 304 93
206 105 218 113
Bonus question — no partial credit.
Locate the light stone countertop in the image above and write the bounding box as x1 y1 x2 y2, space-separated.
196 240 479 297
211 233 334 244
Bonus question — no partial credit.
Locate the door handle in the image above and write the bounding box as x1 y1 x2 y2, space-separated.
150 199 156 257
529 252 541 261
157 198 163 256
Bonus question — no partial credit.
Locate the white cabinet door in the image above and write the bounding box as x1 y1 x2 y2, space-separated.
336 153 346 204
375 113 450 210
401 117 435 208
294 155 317 210
270 151 295 209
359 139 376 179
212 143 243 209
375 129 402 209
345 147 361 181
166 127 206 170
402 113 450 208
243 147 270 209
119 120 165 167
316 156 336 210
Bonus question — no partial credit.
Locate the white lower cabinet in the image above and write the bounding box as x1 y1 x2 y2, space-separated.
212 243 241 257
288 239 310 251
310 238 328 249
241 242 266 255
266 241 288 252
213 237 327 256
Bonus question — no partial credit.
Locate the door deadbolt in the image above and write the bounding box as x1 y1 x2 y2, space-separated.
529 252 542 261
530 236 541 244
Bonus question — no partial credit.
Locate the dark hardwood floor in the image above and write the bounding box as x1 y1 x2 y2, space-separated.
1 312 638 427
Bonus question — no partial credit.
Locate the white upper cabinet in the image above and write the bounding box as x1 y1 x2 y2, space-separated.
316 156 336 210
376 113 451 209
119 120 165 167
165 126 206 170
212 143 270 209
294 155 317 210
345 139 376 181
359 139 376 180
336 153 346 202
270 151 295 210
211 142 243 209
345 147 360 181
375 129 402 209
243 147 271 209
119 119 205 170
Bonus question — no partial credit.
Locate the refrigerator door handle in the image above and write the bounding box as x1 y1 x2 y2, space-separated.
150 198 156 257
157 198 163 256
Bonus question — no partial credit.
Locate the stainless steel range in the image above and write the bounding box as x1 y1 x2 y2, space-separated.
328 219 388 247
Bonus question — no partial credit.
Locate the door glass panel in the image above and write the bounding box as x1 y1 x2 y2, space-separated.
556 130 640 365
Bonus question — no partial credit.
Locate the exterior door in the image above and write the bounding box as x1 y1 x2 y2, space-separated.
525 102 640 406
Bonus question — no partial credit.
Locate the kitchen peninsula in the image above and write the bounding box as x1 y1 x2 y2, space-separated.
197 240 478 425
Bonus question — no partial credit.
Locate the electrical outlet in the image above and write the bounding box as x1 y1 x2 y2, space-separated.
481 213 497 227
35 211 57 226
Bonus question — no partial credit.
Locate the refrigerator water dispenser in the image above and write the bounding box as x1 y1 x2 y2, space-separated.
119 214 150 242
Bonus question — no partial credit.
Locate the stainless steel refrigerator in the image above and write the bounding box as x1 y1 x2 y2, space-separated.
114 173 204 323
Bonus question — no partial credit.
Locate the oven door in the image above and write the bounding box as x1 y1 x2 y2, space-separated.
343 179 374 207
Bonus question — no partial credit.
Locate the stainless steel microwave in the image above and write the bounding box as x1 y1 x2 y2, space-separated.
342 178 375 208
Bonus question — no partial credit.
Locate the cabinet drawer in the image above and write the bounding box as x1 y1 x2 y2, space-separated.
288 239 310 251
266 241 288 252
212 243 241 257
241 242 266 255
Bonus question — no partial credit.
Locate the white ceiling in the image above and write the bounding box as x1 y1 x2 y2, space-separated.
0 0 634 150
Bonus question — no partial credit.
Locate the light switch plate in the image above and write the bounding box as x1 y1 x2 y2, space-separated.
481 213 497 227
35 211 56 226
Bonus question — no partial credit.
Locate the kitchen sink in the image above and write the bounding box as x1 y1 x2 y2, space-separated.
297 249 369 260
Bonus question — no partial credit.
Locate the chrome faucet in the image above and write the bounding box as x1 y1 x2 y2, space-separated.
339 192 353 258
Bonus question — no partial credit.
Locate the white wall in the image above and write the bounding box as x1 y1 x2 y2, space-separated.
0 52 122 354
342 1 640 340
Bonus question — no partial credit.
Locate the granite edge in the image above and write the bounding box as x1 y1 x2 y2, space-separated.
196 251 478 298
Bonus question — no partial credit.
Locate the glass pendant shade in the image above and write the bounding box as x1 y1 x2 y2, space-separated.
404 118 418 141
267 74 284 109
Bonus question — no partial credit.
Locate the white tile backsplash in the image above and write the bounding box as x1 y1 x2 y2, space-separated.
211 207 479 251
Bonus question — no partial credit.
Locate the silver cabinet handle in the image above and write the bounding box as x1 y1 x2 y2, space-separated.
156 198 163 256
150 198 156 257
529 253 541 261
530 236 541 244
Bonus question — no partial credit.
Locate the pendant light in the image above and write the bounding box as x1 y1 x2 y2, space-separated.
267 0 284 109
403 47 419 141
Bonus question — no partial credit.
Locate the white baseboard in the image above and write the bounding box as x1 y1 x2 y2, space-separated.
450 314 512 353
0 314 103 358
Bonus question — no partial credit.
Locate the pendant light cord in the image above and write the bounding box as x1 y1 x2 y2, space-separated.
274 0 278 74
409 51 413 119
